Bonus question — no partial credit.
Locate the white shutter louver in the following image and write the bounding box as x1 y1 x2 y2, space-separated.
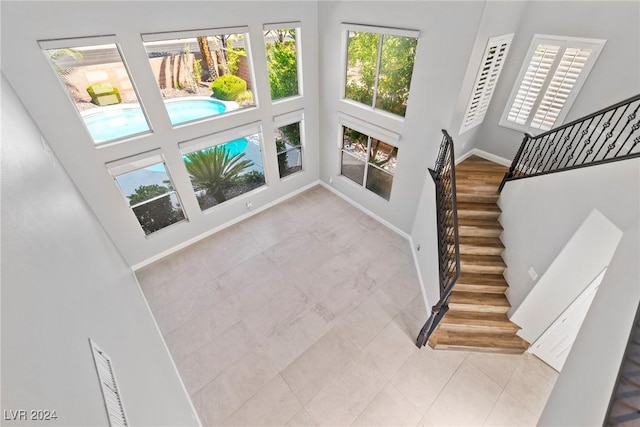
460 33 513 134
90 340 128 427
507 44 560 125
531 47 592 130
501 35 606 133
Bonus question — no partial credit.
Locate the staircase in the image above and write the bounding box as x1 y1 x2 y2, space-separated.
428 156 529 353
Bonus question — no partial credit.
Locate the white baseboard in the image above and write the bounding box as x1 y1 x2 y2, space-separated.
409 236 432 317
456 148 512 167
132 180 321 271
318 181 411 240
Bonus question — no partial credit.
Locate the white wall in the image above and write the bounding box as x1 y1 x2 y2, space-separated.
510 209 622 343
410 174 440 310
318 1 485 234
1 74 198 426
538 218 640 426
448 0 527 159
1 1 319 267
474 1 640 161
499 158 640 312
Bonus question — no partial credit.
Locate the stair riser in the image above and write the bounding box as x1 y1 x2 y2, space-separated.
439 324 519 334
449 303 509 314
457 194 499 204
454 284 508 294
428 342 526 354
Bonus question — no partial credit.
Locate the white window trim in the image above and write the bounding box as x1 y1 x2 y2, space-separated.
341 23 420 39
338 123 397 201
337 112 400 145
339 23 419 119
273 110 304 128
499 34 606 134
179 122 262 155
263 23 304 101
264 21 301 32
460 33 514 135
39 35 117 50
141 26 250 43
106 151 187 237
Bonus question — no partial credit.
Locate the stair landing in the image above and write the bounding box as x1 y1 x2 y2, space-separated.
429 155 529 354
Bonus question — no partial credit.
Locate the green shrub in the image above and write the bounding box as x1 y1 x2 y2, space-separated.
235 90 254 107
86 82 121 106
211 75 247 101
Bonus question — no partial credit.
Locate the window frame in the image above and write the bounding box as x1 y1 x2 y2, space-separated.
273 110 305 179
263 22 303 102
39 35 154 147
340 23 420 120
179 123 268 212
107 150 187 238
337 114 399 201
499 34 606 134
141 26 259 127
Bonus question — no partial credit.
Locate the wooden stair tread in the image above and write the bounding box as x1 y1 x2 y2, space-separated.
456 273 508 293
450 291 510 307
458 217 502 229
429 330 529 353
460 254 506 267
459 236 504 255
456 201 501 216
456 192 500 203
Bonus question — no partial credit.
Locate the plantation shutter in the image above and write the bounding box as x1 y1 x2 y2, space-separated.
460 34 513 134
90 340 128 427
531 47 593 130
507 43 560 126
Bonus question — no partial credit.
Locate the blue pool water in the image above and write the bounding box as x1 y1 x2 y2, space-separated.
144 138 249 173
83 98 227 143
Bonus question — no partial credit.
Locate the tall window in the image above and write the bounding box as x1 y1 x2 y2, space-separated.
41 36 151 145
264 24 301 101
460 34 513 134
343 25 419 117
500 35 606 133
274 111 304 178
108 153 186 236
142 28 256 126
340 125 398 201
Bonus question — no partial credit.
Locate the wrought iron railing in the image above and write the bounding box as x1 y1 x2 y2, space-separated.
499 94 640 192
416 130 460 348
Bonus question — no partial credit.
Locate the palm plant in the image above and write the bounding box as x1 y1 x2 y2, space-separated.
184 146 253 203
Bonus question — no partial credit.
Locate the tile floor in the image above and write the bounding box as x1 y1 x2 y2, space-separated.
136 185 558 426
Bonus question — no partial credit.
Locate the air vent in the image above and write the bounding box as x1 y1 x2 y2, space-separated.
89 339 128 427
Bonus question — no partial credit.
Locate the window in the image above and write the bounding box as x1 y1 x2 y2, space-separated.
264 23 301 101
109 152 186 236
180 125 266 211
341 125 398 201
460 34 513 134
274 111 304 178
501 35 606 133
41 36 150 145
142 28 256 126
343 24 419 117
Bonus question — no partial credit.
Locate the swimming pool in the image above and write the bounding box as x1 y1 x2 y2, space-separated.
82 98 229 143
